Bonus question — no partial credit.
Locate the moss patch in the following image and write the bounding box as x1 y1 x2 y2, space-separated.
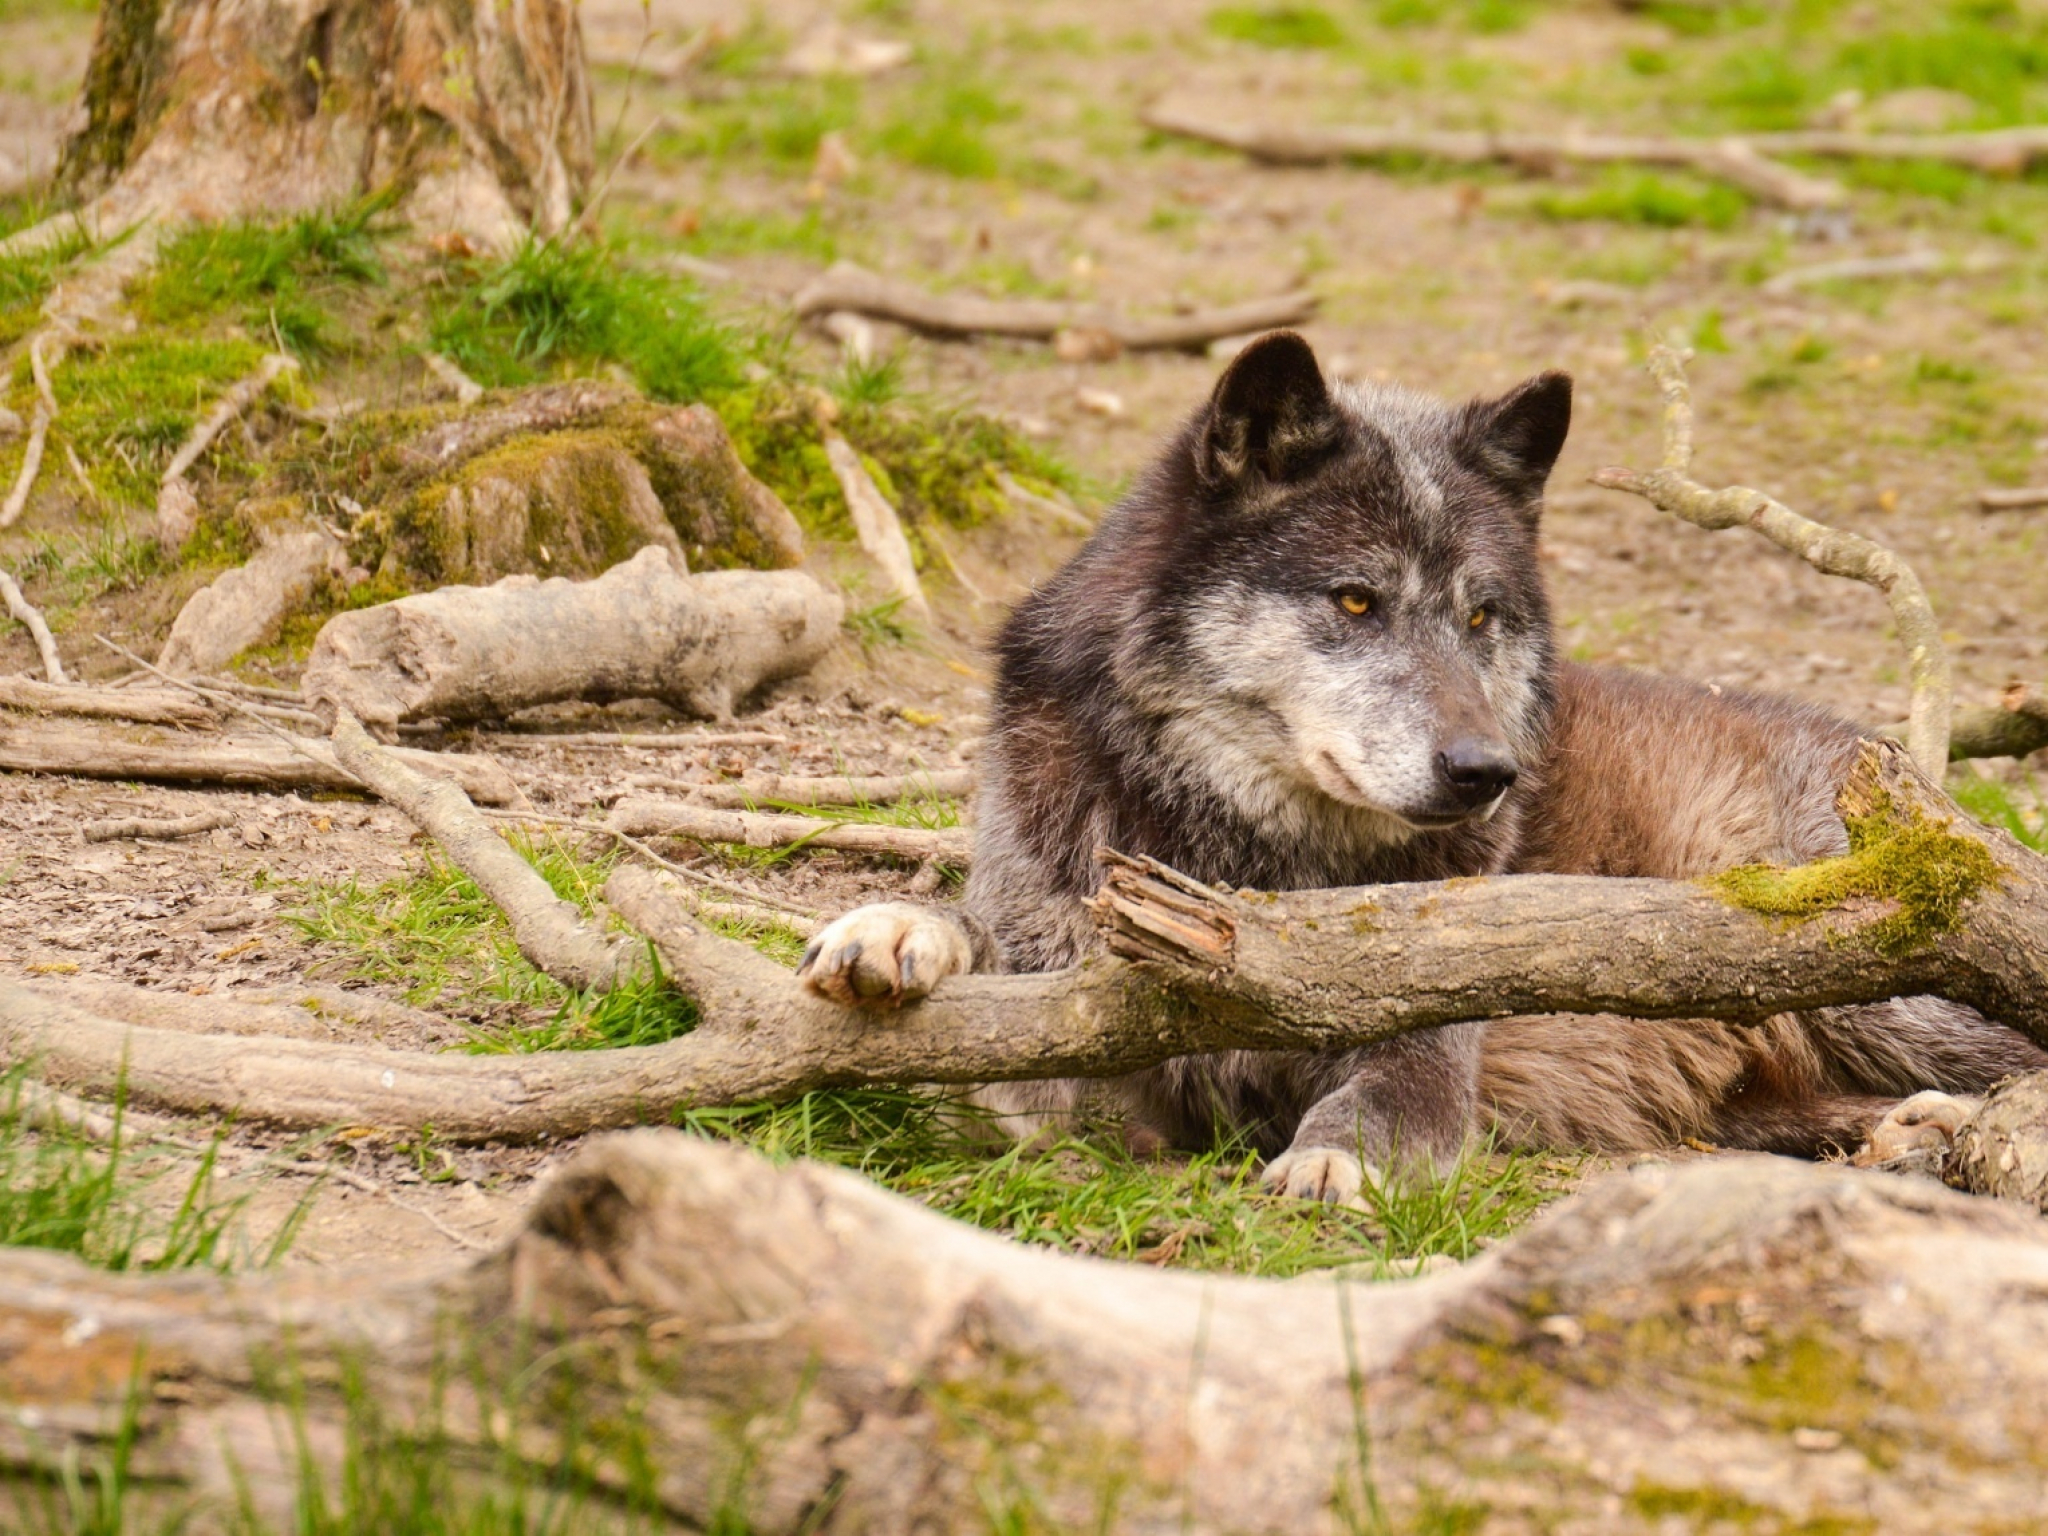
1708 788 2002 957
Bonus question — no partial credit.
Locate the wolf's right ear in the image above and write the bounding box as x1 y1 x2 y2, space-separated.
1196 331 1342 495
1456 371 1573 512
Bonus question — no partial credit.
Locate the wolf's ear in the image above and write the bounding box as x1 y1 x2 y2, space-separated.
1196 331 1342 494
1457 371 1573 510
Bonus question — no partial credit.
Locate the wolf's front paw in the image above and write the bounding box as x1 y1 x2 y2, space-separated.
797 902 972 1007
1853 1089 1982 1166
1261 1147 1374 1205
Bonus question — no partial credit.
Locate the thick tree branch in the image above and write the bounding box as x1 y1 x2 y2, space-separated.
1593 344 1953 774
2 742 2041 1142
604 799 975 863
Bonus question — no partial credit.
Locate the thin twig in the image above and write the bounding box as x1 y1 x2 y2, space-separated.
81 808 236 843
476 806 821 915
159 353 299 487
93 633 341 771
1590 344 1952 773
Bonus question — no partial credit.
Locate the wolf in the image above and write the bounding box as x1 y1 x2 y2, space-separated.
797 331 2044 1199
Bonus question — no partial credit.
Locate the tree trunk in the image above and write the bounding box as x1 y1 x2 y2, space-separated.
2 1128 2046 1533
55 0 591 247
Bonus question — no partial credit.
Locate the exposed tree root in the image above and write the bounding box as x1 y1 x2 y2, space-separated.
303 547 843 727
688 767 975 809
1139 102 1850 210
0 1130 2046 1530
1978 487 2048 512
0 675 215 724
330 711 639 992
1593 343 1954 773
823 431 929 618
0 714 519 803
1760 246 2004 296
792 260 1318 349
604 799 974 863
0 568 66 683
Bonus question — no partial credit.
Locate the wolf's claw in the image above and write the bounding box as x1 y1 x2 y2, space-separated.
798 902 972 1007
1261 1147 1373 1205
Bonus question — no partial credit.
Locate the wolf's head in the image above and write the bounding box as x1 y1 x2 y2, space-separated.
1112 331 1568 842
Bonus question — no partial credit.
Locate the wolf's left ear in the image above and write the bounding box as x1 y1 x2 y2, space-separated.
1196 330 1343 495
1457 371 1573 513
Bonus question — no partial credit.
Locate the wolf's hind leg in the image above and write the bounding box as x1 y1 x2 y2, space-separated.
798 902 974 1006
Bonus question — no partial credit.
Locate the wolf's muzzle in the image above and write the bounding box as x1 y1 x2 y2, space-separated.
1435 736 1519 809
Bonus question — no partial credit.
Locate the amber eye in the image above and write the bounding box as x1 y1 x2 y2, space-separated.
1468 607 1490 630
1335 590 1373 617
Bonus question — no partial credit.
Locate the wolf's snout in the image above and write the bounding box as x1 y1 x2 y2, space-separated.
1435 737 1519 807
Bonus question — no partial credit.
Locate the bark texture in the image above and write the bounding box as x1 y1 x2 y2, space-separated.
0 1130 2045 1533
56 0 592 248
302 546 844 726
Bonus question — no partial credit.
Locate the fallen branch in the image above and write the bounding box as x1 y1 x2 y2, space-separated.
1978 487 2048 512
2 742 2042 1141
1950 684 2048 760
792 260 1318 350
492 729 789 750
80 807 235 843
997 469 1095 535
605 799 974 863
0 568 66 683
1592 343 1953 773
823 432 929 618
0 714 519 803
0 1129 2046 1529
331 712 639 992
303 546 843 727
1760 247 2004 296
0 674 215 724
1140 102 1848 211
159 352 298 487
689 767 975 809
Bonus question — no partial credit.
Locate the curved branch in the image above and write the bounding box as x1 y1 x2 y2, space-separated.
1592 344 1953 774
2 743 2041 1141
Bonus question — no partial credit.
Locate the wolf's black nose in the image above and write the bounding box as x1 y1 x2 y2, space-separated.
1436 738 1519 806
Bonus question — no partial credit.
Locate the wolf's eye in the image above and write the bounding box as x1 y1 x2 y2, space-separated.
1335 590 1373 617
1468 607 1490 630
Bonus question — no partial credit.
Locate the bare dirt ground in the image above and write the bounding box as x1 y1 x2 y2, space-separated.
2 0 2046 1269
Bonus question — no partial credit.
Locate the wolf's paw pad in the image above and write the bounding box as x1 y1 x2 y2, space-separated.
1853 1089 1983 1167
796 902 971 1007
1261 1147 1374 1205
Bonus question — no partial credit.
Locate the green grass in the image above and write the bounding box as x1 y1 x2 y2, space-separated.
0 1065 302 1272
1207 5 1347 49
427 239 745 403
0 220 92 351
9 332 269 505
1531 170 1750 231
677 1090 1561 1277
1950 771 2046 851
135 197 391 356
872 75 1018 179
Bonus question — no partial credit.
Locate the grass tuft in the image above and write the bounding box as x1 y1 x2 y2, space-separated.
1532 170 1750 231
427 238 744 402
1207 5 1347 49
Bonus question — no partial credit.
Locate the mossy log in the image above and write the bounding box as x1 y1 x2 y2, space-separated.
0 1129 2045 1533
45 0 591 251
303 546 843 727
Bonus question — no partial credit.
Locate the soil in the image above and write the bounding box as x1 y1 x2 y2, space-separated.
2 0 2045 1269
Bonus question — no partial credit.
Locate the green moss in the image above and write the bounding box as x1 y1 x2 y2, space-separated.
1207 5 1347 50
1709 787 2003 957
1628 1481 1875 1534
19 333 267 505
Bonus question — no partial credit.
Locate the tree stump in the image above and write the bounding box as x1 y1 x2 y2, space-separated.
55 0 592 247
